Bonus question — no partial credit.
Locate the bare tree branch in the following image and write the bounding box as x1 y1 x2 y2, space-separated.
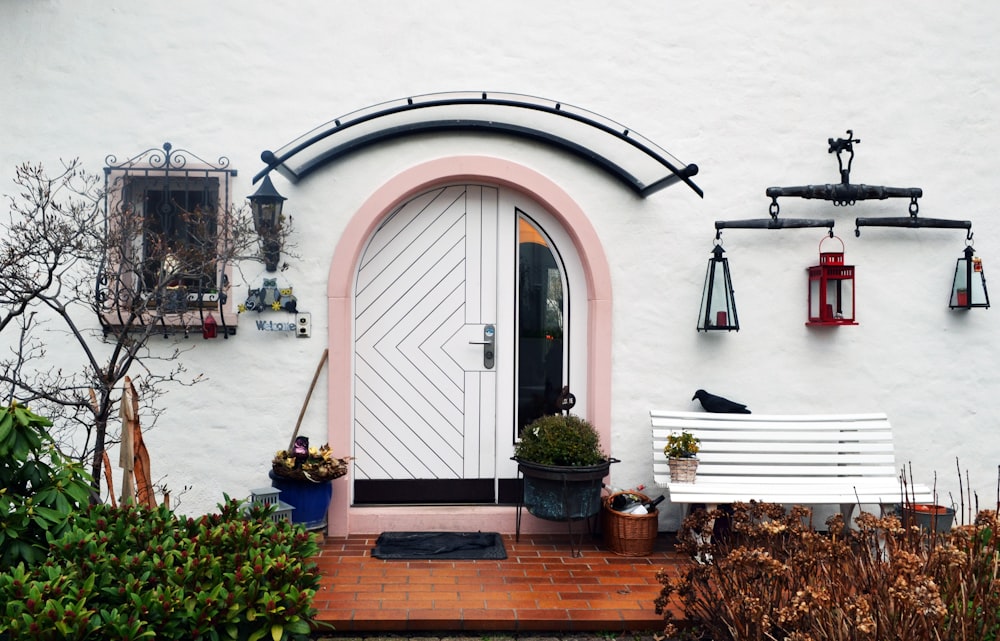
0 158 262 502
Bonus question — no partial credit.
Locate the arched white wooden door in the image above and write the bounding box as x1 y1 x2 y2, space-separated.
352 184 586 505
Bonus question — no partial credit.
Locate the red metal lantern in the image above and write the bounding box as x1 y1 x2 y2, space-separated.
807 236 857 326
202 313 218 339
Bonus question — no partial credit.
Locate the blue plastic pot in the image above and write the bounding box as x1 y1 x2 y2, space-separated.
268 470 333 531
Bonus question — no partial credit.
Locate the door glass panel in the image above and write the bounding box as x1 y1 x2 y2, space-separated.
516 215 565 435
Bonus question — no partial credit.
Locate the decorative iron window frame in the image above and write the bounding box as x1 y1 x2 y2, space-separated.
99 142 240 337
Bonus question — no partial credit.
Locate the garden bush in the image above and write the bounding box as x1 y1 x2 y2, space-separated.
513 413 606 466
0 499 324 640
656 501 1000 641
0 402 93 566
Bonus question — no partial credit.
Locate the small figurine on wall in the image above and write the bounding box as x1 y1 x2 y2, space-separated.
292 436 309 467
240 278 297 313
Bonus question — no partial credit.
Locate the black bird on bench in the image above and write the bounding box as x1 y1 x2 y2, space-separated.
692 389 751 414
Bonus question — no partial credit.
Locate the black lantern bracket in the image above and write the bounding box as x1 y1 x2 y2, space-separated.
765 130 923 213
714 190 835 236
756 130 975 239
714 215 835 238
854 212 973 239
752 129 972 240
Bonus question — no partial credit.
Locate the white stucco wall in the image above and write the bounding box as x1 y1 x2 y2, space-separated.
3 1 999 530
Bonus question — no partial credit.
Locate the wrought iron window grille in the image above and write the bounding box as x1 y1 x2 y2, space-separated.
100 142 239 338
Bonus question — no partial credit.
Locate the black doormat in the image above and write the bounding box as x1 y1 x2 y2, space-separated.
371 531 507 560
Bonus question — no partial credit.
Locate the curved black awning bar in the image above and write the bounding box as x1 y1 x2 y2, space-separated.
252 91 702 198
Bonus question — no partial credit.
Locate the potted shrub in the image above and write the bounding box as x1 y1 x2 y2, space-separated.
512 413 617 521
901 502 956 533
664 430 700 483
270 436 350 530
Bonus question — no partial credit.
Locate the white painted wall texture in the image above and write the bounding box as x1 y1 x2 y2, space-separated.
2 1 999 530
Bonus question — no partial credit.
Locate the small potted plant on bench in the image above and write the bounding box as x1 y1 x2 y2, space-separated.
665 430 700 483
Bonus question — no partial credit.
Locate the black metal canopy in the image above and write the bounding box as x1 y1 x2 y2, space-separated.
252 91 702 198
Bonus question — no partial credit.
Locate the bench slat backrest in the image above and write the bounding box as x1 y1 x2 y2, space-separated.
652 410 900 487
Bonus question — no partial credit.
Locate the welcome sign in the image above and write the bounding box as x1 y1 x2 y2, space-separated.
255 319 297 333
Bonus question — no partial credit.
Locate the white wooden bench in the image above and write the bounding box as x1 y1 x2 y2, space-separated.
651 410 934 526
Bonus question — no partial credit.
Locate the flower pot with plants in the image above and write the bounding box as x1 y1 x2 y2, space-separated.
270 436 351 530
901 502 955 534
665 430 700 483
512 413 618 522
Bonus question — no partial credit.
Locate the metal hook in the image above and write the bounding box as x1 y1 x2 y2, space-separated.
829 129 861 184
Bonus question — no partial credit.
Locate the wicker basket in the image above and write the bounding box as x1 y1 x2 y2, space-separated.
602 492 659 556
668 457 698 483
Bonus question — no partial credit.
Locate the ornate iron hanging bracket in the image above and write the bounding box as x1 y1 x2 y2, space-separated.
760 130 974 239
714 216 835 238
715 196 834 238
854 214 973 239
764 131 922 212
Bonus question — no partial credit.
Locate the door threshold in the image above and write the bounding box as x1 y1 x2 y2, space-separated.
340 504 567 537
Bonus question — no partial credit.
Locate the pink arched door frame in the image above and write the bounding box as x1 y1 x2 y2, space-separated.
325 156 613 536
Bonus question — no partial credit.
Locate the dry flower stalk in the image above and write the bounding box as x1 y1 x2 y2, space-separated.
656 501 1000 641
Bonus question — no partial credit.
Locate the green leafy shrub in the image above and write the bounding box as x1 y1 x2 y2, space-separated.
0 499 323 640
513 413 605 466
0 402 93 566
655 501 1000 641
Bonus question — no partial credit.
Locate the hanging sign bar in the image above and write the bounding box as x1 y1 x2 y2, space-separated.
765 131 922 209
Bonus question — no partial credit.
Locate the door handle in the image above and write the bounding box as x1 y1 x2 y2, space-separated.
468 324 495 369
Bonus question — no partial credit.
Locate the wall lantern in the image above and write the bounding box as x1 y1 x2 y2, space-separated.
697 243 740 331
706 221 835 333
950 245 990 310
807 235 857 326
248 175 287 272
